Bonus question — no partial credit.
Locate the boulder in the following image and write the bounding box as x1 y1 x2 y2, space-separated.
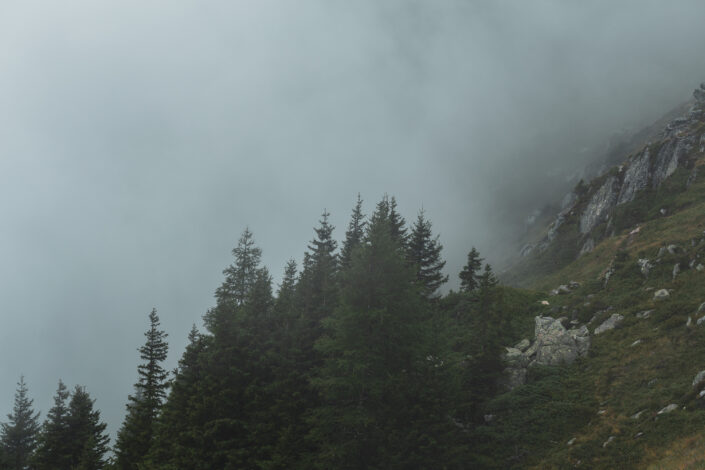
697 316 705 326
693 370 705 388
514 339 530 352
594 314 624 335
637 259 653 277
697 302 705 315
697 264 705 272
657 404 679 415
631 409 647 419
530 317 590 366
654 289 670 301
667 244 680 255
635 310 653 319
673 263 681 280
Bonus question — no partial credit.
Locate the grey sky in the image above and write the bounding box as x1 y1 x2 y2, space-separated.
2 0 705 441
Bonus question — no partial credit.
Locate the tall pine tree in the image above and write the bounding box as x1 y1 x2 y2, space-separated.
0 376 40 470
33 380 71 470
115 308 169 470
216 227 263 308
339 194 366 271
459 247 483 292
65 386 110 470
408 209 448 299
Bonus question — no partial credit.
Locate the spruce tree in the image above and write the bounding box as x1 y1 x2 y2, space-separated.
275 259 298 330
310 214 461 468
216 227 263 307
408 210 448 299
115 308 169 470
339 194 366 271
65 386 109 470
459 247 483 292
0 376 40 470
33 380 71 470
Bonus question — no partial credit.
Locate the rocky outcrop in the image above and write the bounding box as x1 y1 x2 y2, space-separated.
503 316 590 390
617 149 651 204
579 176 619 234
652 134 696 189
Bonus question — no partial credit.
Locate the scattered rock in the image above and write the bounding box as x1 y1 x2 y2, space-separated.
667 244 680 255
594 314 624 335
697 302 705 315
637 259 653 277
657 246 667 258
657 404 679 415
635 310 653 319
540 300 550 306
697 264 705 272
654 289 670 301
484 414 494 424
597 409 606 415
602 436 615 448
631 409 647 419
693 370 705 388
630 339 642 347
648 378 658 387
660 208 668 216
568 281 581 289
556 285 571 295
687 316 693 327
673 263 681 280
697 316 705 326
514 339 530 352
634 432 644 438
700 390 705 399
567 437 576 446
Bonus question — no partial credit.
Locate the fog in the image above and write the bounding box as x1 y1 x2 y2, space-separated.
2 0 705 440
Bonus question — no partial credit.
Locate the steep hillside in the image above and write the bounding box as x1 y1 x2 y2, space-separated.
484 85 705 469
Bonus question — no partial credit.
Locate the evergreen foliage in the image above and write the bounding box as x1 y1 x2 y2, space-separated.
339 194 366 271
65 386 109 470
33 380 70 470
408 209 449 299
115 308 169 470
216 227 263 308
0 377 40 470
459 247 483 292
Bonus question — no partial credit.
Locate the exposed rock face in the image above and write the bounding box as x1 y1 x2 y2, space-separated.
652 135 696 189
579 238 595 256
580 176 619 234
617 149 651 204
594 314 624 335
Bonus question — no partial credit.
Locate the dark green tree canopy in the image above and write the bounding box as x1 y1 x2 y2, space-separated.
115 308 169 470
459 247 484 292
0 376 40 470
408 209 449 299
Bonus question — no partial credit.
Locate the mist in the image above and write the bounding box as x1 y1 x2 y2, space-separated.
2 0 705 440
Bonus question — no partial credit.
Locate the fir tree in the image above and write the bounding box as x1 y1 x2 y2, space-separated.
310 215 461 468
0 376 40 470
408 209 449 299
339 194 366 271
65 386 109 470
459 247 483 292
33 380 71 470
275 259 298 330
115 308 169 470
216 227 263 307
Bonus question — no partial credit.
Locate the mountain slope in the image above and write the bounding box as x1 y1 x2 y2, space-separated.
484 85 705 469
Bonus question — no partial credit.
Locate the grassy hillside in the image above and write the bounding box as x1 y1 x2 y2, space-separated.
487 111 705 468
